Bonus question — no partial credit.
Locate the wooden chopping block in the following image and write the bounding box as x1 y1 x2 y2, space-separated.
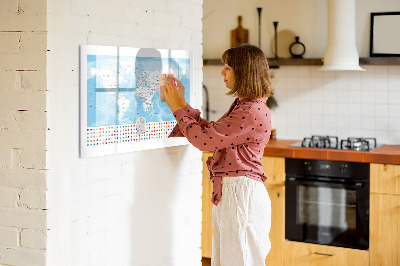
231 16 249 48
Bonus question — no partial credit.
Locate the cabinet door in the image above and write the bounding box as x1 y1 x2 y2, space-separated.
264 184 284 266
202 152 213 258
370 193 400 266
370 163 400 195
261 156 285 185
284 241 369 266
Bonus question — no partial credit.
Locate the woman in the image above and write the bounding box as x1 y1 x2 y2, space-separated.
161 44 273 266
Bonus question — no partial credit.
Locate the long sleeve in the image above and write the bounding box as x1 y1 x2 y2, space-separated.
172 105 257 152
168 104 210 137
170 97 271 206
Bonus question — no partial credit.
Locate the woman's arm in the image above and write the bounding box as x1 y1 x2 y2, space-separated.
172 106 257 152
162 76 211 137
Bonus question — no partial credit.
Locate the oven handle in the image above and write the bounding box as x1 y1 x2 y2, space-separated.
314 252 335 257
286 177 364 189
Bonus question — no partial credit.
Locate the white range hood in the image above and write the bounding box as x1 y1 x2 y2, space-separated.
320 0 365 71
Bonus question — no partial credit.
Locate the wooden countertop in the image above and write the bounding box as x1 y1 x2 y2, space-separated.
263 139 400 165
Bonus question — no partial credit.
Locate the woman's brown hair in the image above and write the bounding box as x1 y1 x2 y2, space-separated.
221 44 273 99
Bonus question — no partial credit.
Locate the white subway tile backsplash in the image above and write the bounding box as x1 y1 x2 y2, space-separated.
336 90 349 103
388 76 400 91
336 115 348 129
348 116 362 129
323 103 336 115
374 77 388 91
389 117 400 131
323 115 336 129
389 104 400 117
298 67 311 78
286 77 299 89
388 65 400 76
335 73 349 90
322 70 335 78
388 91 400 104
362 116 375 130
375 104 389 117
285 66 298 77
323 87 336 103
374 90 388 104
361 75 374 91
311 114 324 128
298 77 311 89
204 65 400 144
336 103 349 116
375 130 389 144
361 129 375 138
348 90 362 103
361 104 375 117
298 102 312 115
375 117 389 129
388 131 400 144
361 90 375 104
349 128 362 137
310 77 324 90
374 65 388 77
348 103 362 116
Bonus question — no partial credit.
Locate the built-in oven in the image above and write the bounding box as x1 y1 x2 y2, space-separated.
285 158 370 250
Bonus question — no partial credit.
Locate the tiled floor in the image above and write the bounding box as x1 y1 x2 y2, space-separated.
202 257 211 266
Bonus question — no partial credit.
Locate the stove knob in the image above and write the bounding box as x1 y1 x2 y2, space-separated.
305 162 312 171
340 164 347 174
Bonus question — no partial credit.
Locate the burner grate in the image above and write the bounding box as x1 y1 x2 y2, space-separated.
301 135 339 149
296 136 378 151
340 137 377 151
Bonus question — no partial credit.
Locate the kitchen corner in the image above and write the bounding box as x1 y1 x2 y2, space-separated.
202 139 400 265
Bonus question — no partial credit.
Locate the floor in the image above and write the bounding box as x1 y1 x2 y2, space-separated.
202 257 211 266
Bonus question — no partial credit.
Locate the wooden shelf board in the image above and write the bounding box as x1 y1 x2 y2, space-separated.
359 57 400 65
203 57 400 67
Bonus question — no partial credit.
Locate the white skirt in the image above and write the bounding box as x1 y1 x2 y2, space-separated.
212 176 271 266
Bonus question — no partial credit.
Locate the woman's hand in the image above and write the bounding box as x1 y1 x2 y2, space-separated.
160 76 186 113
173 77 187 108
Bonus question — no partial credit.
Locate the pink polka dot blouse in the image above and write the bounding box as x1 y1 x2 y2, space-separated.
169 97 272 206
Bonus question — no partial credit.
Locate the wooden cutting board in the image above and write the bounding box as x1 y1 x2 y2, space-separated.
231 16 249 48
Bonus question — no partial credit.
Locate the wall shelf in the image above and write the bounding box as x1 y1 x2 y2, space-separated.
203 57 400 67
359 57 400 65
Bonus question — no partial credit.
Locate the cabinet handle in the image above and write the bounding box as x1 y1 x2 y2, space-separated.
314 252 335 257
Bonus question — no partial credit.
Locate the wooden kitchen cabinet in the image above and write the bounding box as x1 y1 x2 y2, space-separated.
262 156 285 266
284 241 369 266
370 163 400 195
370 163 400 266
261 156 285 185
201 154 286 266
202 152 213 258
264 184 285 266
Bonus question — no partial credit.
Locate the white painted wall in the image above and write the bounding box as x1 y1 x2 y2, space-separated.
46 0 203 265
204 0 400 58
0 0 48 265
203 0 400 144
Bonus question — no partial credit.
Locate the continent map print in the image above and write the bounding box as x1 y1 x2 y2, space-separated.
80 45 193 157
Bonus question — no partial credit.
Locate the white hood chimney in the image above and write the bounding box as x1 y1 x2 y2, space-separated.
320 0 365 71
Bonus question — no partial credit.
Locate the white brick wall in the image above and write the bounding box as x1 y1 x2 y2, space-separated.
0 0 48 265
46 0 203 266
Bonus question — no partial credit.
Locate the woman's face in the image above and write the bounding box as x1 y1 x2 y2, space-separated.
220 64 235 89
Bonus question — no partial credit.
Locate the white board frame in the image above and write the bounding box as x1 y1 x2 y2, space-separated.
80 45 194 158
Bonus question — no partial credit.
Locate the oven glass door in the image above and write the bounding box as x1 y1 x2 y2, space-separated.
298 185 356 230
286 179 369 250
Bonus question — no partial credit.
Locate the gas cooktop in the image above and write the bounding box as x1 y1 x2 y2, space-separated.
289 135 382 151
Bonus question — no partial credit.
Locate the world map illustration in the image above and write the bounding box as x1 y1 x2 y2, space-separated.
86 54 191 127
80 45 193 157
